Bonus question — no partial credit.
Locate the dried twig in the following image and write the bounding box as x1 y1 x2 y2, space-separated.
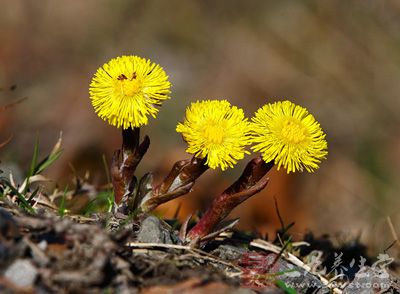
199 219 240 243
126 242 242 271
386 216 400 251
250 239 343 294
0 134 12 149
0 97 28 112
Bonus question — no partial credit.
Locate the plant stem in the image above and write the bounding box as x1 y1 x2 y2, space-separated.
111 127 150 204
187 156 273 242
140 157 208 212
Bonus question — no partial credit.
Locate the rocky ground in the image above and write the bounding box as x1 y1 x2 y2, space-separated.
1 204 400 294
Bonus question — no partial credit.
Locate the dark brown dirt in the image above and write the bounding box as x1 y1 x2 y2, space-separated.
1 206 399 294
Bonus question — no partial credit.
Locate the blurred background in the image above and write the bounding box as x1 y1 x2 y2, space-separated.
1 0 400 256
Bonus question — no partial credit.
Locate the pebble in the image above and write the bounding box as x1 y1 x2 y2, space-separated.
136 215 174 244
4 259 38 288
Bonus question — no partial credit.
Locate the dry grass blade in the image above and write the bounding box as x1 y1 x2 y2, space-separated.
386 216 400 251
199 218 239 243
0 97 28 112
250 239 343 294
126 242 242 272
19 174 52 194
0 134 13 148
179 213 192 240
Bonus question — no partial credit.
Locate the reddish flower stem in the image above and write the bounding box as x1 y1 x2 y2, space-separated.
187 156 273 242
140 157 208 212
111 128 149 204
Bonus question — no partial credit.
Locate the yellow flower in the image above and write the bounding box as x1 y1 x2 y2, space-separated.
176 100 250 170
89 55 171 129
250 100 327 173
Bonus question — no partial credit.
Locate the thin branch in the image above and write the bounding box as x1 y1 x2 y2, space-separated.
386 216 400 250
125 242 242 271
250 239 342 294
0 134 13 148
274 195 285 230
0 97 28 112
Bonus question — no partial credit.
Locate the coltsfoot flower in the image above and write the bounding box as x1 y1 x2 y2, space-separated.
89 55 171 129
250 100 328 173
176 100 250 170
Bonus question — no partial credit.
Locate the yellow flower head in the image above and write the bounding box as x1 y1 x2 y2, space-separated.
250 100 328 173
89 55 171 129
176 100 250 170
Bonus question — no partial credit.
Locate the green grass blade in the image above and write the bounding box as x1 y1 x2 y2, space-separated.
27 186 40 202
35 149 63 174
23 136 40 194
82 190 114 215
275 280 297 294
2 179 35 214
29 136 39 177
102 154 111 185
58 185 68 217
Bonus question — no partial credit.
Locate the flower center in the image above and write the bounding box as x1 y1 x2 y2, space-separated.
280 120 306 144
203 123 224 144
117 73 142 97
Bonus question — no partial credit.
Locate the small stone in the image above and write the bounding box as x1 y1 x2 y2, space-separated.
37 240 48 251
136 215 173 244
4 259 38 288
211 245 247 261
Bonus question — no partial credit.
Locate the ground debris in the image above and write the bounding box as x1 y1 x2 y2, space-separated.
343 266 399 294
140 277 257 294
1 207 399 293
0 208 260 293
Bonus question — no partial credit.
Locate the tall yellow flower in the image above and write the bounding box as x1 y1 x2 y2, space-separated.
89 55 171 129
250 100 327 173
176 100 250 170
